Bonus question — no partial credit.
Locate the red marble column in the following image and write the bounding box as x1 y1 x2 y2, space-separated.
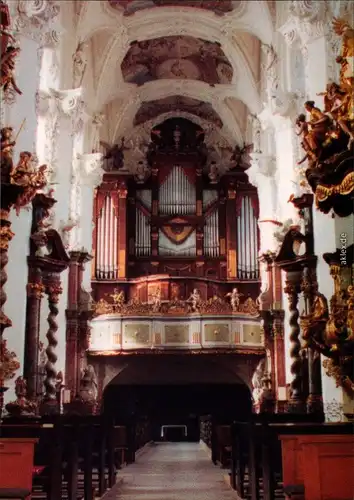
117 183 128 279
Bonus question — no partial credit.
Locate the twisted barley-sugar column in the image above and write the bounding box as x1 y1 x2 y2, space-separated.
44 283 62 401
284 275 304 411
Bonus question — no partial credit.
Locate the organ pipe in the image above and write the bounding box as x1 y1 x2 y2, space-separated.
135 208 151 256
95 194 118 279
159 166 196 215
236 195 259 279
204 210 219 257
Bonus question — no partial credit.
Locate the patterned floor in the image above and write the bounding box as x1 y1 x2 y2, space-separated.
102 442 238 500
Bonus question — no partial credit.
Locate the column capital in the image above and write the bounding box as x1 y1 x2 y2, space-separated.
278 1 329 47
247 154 276 188
36 87 84 117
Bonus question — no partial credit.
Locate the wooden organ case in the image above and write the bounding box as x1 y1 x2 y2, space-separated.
92 118 260 304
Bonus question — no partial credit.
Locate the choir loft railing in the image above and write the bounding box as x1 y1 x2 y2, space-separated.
95 193 118 279
237 195 259 279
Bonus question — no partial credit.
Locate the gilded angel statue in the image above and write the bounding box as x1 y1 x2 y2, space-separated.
332 17 354 91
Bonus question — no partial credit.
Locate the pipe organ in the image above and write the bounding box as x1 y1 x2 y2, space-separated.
95 192 118 280
159 166 196 215
236 194 259 280
92 118 260 306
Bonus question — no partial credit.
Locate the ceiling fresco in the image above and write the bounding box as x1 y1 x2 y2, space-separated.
121 36 233 86
109 0 239 16
133 96 223 127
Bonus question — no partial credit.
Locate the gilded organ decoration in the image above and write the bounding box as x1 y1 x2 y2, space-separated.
295 17 354 217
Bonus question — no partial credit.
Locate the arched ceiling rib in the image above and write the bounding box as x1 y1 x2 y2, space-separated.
108 0 242 16
133 96 223 127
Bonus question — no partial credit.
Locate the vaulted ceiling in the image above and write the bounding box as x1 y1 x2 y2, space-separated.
72 0 275 149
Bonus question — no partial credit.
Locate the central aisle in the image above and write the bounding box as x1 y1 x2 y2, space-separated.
103 442 238 500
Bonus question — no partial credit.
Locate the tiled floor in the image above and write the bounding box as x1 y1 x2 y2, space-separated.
102 442 238 500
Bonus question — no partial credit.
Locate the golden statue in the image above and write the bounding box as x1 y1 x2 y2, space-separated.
110 288 125 310
312 291 329 321
10 152 48 214
333 17 354 91
0 126 16 179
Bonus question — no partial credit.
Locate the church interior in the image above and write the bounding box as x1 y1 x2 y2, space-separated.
0 1 353 499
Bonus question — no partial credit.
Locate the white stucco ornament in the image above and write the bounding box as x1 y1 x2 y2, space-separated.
16 0 62 46
78 153 104 188
279 0 329 47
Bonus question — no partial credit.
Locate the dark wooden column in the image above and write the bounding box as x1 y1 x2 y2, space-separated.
272 309 286 411
23 268 45 399
66 251 92 398
24 193 57 401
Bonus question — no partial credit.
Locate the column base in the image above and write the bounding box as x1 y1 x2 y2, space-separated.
39 398 59 416
286 399 307 414
63 397 97 416
307 395 324 415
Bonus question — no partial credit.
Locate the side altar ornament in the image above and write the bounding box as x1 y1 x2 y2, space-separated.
295 17 354 217
0 0 22 96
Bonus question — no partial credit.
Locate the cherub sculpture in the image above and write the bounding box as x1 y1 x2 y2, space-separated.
187 288 202 312
226 287 243 312
151 287 161 312
0 126 16 179
208 161 219 184
134 160 150 184
79 365 98 402
110 288 125 311
10 152 48 214
332 17 354 92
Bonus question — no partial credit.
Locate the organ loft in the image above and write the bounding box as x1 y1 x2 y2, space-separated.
93 118 259 313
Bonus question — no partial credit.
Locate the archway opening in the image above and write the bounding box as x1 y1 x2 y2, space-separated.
102 354 253 441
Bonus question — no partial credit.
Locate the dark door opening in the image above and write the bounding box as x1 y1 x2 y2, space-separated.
103 382 252 442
